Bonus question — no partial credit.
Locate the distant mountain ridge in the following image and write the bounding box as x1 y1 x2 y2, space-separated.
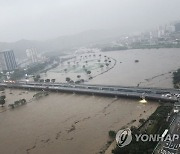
0 29 123 58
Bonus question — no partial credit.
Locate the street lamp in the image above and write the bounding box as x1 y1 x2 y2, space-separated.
139 93 147 104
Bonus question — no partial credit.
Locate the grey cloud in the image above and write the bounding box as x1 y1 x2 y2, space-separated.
0 0 180 42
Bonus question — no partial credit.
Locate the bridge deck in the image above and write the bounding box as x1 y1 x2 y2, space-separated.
0 82 179 103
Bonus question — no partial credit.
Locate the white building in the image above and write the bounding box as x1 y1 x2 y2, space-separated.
26 48 38 63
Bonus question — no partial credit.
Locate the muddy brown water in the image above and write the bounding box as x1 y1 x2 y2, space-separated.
0 89 158 154
1 48 179 154
88 48 180 88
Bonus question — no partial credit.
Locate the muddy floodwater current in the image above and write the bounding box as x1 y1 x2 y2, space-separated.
1 48 180 154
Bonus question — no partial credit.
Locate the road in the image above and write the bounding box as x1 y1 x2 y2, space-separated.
0 81 179 102
154 112 180 154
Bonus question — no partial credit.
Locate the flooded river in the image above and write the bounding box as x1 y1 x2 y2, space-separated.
0 48 179 154
41 48 180 88
88 48 180 88
0 89 158 154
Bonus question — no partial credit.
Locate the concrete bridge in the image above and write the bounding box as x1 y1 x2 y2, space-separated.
0 82 180 103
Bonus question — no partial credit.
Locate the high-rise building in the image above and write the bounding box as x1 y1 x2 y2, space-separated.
0 50 17 71
26 48 38 63
175 23 180 32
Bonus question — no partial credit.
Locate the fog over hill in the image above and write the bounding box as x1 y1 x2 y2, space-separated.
1 0 180 59
0 29 123 58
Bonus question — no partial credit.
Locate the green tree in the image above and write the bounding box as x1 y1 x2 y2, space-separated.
100 64 104 68
87 71 91 74
66 77 71 82
0 95 6 100
21 99 26 103
34 77 39 82
51 79 56 83
45 79 50 83
108 130 116 139
64 68 67 73
36 75 41 79
39 79 44 83
0 99 5 107
77 75 81 79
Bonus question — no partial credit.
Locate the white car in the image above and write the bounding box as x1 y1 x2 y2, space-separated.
165 94 171 97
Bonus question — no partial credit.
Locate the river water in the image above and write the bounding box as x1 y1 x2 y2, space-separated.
0 48 179 154
40 48 180 88
88 48 180 88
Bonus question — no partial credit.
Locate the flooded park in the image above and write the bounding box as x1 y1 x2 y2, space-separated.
40 48 180 88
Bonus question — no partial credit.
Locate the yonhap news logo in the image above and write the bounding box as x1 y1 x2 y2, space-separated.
116 128 179 148
116 128 132 147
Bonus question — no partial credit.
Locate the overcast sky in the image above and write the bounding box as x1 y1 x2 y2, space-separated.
0 0 180 42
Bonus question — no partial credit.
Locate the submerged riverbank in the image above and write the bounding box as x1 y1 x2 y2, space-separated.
88 48 180 88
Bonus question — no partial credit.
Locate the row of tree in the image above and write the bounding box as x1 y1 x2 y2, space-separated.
65 77 85 84
33 91 49 99
33 74 56 83
8 99 27 108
